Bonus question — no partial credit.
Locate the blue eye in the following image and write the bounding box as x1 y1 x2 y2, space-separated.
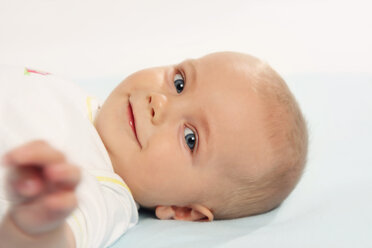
184 127 196 151
174 73 184 94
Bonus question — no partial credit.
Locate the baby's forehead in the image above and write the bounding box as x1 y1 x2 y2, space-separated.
191 54 260 91
180 53 270 174
198 52 260 72
197 88 267 174
198 52 258 65
204 125 269 188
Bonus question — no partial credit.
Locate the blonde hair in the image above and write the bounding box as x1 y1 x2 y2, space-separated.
213 55 308 219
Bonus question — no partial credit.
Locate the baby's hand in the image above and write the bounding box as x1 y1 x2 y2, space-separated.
2 140 81 235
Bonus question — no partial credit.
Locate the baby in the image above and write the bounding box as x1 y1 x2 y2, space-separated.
0 52 308 248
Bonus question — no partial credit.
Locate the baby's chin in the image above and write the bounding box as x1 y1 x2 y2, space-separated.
130 191 159 209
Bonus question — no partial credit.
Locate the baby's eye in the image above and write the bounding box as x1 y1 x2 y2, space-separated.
184 127 196 151
174 73 185 94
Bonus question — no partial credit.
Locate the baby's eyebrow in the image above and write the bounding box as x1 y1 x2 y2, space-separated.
199 110 210 147
194 97 211 165
181 59 197 89
182 60 211 164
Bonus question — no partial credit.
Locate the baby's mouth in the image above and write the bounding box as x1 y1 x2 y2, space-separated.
128 101 142 148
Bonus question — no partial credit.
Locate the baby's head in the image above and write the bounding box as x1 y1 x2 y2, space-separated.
94 52 308 221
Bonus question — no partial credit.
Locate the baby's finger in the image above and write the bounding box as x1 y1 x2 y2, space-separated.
3 140 65 167
10 190 78 235
7 166 45 200
43 190 78 214
44 163 81 189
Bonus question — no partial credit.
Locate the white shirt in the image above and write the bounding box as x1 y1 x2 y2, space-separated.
0 65 138 248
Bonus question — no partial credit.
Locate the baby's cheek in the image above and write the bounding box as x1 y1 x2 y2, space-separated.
122 67 166 91
143 141 181 177
145 141 173 169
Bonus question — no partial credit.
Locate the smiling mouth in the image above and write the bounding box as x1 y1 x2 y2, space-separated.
128 101 142 148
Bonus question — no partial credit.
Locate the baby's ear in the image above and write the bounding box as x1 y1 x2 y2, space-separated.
155 205 214 222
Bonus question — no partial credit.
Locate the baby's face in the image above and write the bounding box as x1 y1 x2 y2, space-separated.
94 52 269 210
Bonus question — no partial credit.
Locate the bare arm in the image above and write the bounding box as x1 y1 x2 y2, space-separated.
0 215 75 248
0 140 80 248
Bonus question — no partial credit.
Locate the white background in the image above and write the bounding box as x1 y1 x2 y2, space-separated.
0 0 371 80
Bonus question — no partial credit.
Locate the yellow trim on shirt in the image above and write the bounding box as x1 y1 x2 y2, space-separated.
96 176 131 193
86 96 93 123
72 213 83 235
24 68 30 76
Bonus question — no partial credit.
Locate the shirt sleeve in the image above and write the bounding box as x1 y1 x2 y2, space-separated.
66 169 138 248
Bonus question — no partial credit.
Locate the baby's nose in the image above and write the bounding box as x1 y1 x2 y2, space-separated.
147 92 168 125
